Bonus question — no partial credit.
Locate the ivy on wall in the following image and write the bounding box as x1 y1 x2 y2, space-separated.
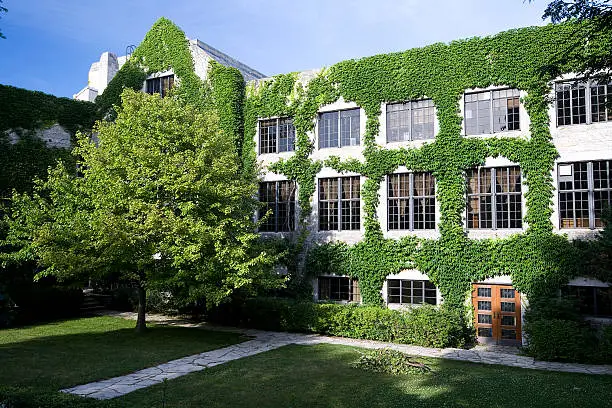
95 17 208 118
0 85 96 135
245 21 612 308
0 85 94 201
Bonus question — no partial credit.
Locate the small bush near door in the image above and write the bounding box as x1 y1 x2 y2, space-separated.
524 297 611 364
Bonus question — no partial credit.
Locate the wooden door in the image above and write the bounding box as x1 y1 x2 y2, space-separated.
472 284 521 345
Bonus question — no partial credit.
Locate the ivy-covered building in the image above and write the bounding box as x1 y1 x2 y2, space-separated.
79 18 612 346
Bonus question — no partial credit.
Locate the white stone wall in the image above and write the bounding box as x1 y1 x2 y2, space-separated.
6 124 72 149
254 80 612 246
253 76 612 320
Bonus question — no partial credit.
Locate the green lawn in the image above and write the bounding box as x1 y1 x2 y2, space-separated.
117 344 612 408
2 318 611 408
0 316 245 407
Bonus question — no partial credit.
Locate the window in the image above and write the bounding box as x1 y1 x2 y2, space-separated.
464 89 520 135
145 74 174 97
258 181 296 232
466 167 522 229
386 99 435 142
318 276 361 302
558 161 612 229
562 285 612 317
387 173 435 230
387 280 437 305
556 81 612 126
258 118 295 154
319 109 360 148
318 176 360 231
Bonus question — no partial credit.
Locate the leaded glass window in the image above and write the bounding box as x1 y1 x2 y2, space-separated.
319 109 360 148
558 161 612 229
318 176 360 231
387 173 435 230
466 167 522 229
464 89 520 135
258 181 296 232
386 99 435 142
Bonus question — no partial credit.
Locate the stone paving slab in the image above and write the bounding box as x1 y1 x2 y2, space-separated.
60 338 290 400
64 311 612 401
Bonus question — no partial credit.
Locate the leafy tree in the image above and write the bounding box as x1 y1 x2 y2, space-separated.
0 0 6 40
531 0 612 80
2 89 283 332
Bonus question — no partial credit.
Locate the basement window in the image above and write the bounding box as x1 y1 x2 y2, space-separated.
562 285 612 318
318 276 361 302
387 279 437 305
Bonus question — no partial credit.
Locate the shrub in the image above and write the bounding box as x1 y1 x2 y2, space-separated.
598 325 612 363
9 285 83 323
351 348 431 375
209 297 472 348
524 318 591 362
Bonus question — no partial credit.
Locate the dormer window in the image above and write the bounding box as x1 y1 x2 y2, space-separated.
146 74 174 97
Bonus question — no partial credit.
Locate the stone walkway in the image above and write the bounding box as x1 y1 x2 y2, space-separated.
61 312 612 400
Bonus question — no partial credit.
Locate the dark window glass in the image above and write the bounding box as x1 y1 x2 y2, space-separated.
146 74 175 97
318 277 360 302
562 286 612 317
319 177 360 231
466 167 522 229
259 118 295 154
387 173 435 230
258 181 296 232
556 81 610 126
386 279 438 305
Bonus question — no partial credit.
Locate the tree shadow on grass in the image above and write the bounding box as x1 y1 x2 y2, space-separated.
117 344 612 408
0 322 245 393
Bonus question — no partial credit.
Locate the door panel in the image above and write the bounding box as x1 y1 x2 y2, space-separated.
472 284 521 345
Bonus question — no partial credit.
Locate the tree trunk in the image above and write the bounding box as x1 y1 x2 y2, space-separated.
135 282 147 333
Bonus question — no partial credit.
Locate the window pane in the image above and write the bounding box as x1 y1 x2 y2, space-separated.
259 119 277 154
556 83 572 126
387 102 411 142
591 84 607 123
278 118 295 152
493 89 520 132
412 99 435 140
319 112 339 148
340 109 360 146
571 83 587 124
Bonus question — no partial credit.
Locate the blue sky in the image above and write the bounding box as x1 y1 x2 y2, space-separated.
0 1 548 98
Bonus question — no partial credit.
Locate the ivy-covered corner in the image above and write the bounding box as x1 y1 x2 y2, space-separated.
243 21 612 310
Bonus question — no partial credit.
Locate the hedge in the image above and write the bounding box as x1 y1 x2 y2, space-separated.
209 297 472 348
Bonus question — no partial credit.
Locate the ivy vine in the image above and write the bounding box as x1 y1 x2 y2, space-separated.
245 21 612 308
